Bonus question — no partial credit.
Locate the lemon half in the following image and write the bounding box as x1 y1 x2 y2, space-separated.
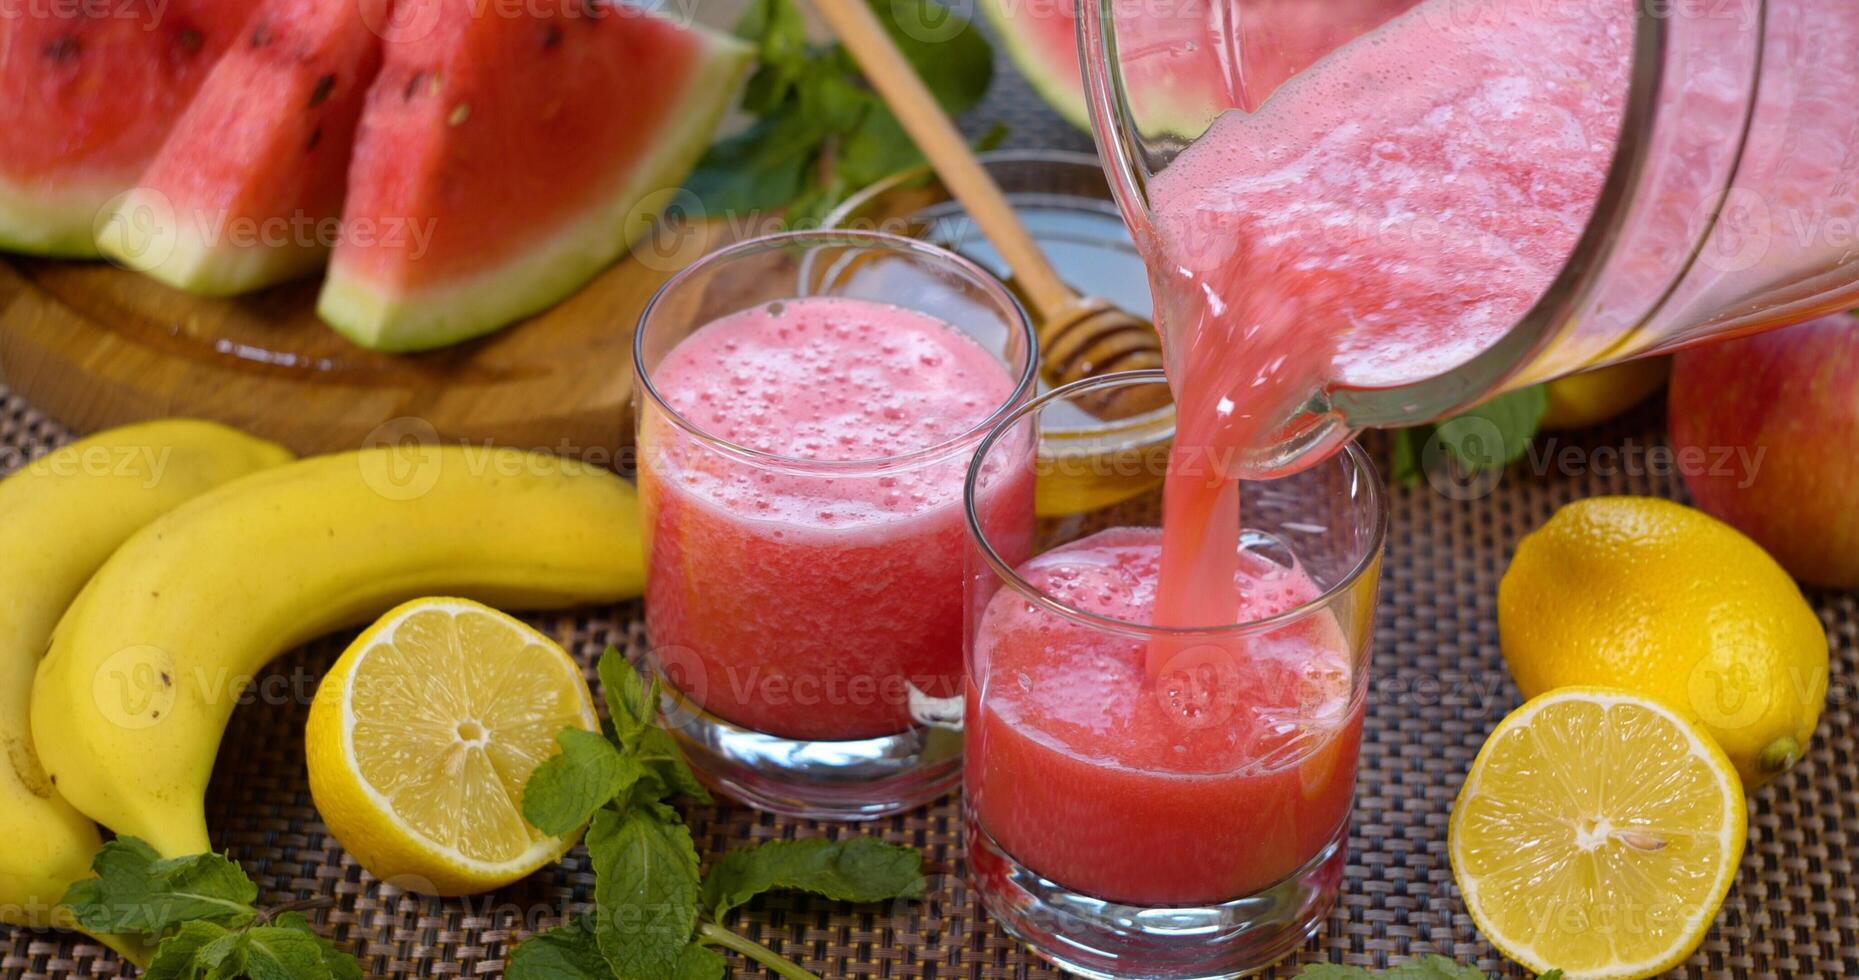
1451 687 1746 979
306 598 598 895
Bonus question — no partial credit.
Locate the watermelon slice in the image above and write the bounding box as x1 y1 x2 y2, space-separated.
95 0 386 293
0 0 257 257
317 0 752 352
983 0 1417 134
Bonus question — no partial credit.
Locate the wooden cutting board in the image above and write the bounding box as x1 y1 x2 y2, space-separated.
0 220 737 459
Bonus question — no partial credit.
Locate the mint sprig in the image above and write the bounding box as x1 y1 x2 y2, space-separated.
521 728 646 837
701 837 926 920
1387 386 1548 487
508 648 927 980
684 0 997 224
63 839 257 935
61 838 360 979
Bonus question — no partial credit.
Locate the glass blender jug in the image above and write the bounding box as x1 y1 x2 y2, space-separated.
1078 0 1859 475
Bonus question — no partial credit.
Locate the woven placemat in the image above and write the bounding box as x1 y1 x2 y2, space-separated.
4 41 1858 979
4 380 1855 980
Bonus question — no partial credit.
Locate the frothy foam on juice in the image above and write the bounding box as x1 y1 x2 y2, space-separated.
649 296 1017 530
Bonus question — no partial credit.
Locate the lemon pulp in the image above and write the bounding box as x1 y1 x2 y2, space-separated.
308 597 598 894
1450 688 1745 979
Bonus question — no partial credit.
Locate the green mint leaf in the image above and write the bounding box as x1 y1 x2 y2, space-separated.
1299 954 1494 978
685 110 827 215
591 647 710 806
587 804 701 980
797 54 879 133
873 0 993 113
506 917 610 980
686 0 992 218
270 911 362 980
523 727 646 837
597 647 657 738
62 838 258 936
1387 426 1429 488
237 924 338 980
634 726 712 806
839 110 927 191
733 0 809 113
701 837 925 920
673 942 727 980
1435 386 1547 471
974 121 1010 152
142 920 232 980
195 927 252 980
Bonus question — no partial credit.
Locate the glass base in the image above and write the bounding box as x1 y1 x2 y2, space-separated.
966 817 1346 979
655 682 963 821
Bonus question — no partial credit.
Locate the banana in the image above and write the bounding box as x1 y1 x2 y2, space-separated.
0 420 292 935
33 444 645 858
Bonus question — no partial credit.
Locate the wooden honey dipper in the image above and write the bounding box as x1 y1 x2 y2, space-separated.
811 0 1171 420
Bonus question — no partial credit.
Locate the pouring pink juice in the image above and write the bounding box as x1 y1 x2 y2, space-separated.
1144 0 1633 634
960 380 1384 978
967 0 1859 973
1143 0 1859 616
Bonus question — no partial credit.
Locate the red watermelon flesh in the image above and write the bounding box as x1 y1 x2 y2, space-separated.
318 0 751 352
0 0 257 256
983 0 1418 134
96 0 386 293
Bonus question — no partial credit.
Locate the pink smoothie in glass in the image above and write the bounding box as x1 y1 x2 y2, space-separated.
967 528 1362 907
641 296 1031 742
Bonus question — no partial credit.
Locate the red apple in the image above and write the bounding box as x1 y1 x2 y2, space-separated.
1668 312 1859 588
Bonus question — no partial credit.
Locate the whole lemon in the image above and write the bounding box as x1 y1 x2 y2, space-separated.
1499 496 1827 787
1539 357 1670 430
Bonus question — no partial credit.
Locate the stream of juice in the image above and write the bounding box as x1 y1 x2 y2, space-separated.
1144 0 1635 639
1147 0 1859 637
970 0 1859 909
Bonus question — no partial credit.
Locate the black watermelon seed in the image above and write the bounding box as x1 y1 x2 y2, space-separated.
308 73 336 108
306 126 323 151
43 35 81 62
175 27 203 55
542 23 562 48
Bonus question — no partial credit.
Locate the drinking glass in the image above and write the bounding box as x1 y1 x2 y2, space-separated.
1079 0 1859 474
635 231 1037 819
962 371 1387 978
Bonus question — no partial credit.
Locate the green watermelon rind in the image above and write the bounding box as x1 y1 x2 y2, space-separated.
96 187 332 296
316 29 753 354
978 0 1091 131
979 0 1223 139
0 181 115 258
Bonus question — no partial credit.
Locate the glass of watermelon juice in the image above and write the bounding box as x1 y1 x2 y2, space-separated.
633 231 1037 819
962 372 1386 979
